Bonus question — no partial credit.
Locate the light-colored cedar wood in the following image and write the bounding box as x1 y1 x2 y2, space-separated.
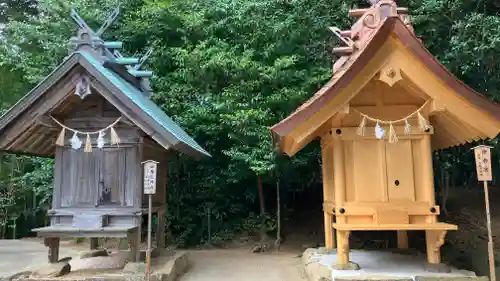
385 140 415 202
332 223 457 231
269 0 500 267
425 230 448 264
321 142 335 248
282 39 394 155
333 139 346 224
336 231 350 265
397 231 409 249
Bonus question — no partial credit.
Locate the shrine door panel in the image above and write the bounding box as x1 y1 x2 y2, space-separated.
99 148 126 206
385 140 416 202
351 140 386 202
60 149 100 207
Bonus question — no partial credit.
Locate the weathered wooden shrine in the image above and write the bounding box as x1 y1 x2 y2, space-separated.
0 8 210 263
271 0 500 270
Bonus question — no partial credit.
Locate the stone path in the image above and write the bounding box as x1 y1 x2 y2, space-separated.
0 239 80 278
180 249 306 281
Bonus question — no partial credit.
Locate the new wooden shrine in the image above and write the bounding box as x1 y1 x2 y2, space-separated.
271 0 500 270
0 8 210 263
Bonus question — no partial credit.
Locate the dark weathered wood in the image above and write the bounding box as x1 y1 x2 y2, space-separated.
125 147 139 207
100 148 126 205
89 78 156 136
0 68 82 151
47 208 142 217
53 148 63 208
135 215 142 262
62 150 99 206
44 237 60 263
127 227 139 262
0 55 80 133
90 238 99 250
72 214 105 229
34 225 137 238
0 48 183 251
89 75 174 151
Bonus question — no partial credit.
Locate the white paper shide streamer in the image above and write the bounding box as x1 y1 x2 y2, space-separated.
51 116 122 152
355 100 432 144
97 131 106 149
375 122 385 139
70 132 82 150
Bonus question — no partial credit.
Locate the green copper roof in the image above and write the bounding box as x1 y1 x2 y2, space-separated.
77 51 210 158
0 7 209 158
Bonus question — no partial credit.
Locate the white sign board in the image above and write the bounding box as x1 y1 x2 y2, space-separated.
473 145 493 182
143 160 159 195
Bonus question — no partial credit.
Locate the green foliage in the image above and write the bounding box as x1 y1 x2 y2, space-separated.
1 0 500 244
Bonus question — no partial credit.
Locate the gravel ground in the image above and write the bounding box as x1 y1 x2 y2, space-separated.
180 249 306 281
0 239 80 278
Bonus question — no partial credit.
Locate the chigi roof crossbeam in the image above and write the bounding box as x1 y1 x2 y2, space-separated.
68 6 154 95
330 0 414 58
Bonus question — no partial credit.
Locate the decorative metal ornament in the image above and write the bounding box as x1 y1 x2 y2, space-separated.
74 75 91 99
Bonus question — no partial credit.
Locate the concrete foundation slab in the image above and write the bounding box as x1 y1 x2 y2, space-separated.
302 248 483 281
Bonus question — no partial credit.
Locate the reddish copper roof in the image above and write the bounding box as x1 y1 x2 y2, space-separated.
271 10 500 138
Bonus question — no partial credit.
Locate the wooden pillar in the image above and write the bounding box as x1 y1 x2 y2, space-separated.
128 216 142 262
333 139 349 265
157 209 166 249
397 231 409 249
90 238 99 250
333 139 346 221
321 140 335 249
323 212 335 248
425 230 447 264
136 216 142 261
421 135 437 223
336 231 350 265
44 237 60 263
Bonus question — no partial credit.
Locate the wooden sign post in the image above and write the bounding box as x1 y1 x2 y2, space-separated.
472 145 496 281
142 160 159 281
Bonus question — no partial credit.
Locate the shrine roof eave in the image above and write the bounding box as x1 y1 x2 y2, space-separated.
270 17 500 142
0 51 211 159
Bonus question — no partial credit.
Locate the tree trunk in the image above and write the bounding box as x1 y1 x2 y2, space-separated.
275 177 281 251
441 169 450 216
257 175 266 242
